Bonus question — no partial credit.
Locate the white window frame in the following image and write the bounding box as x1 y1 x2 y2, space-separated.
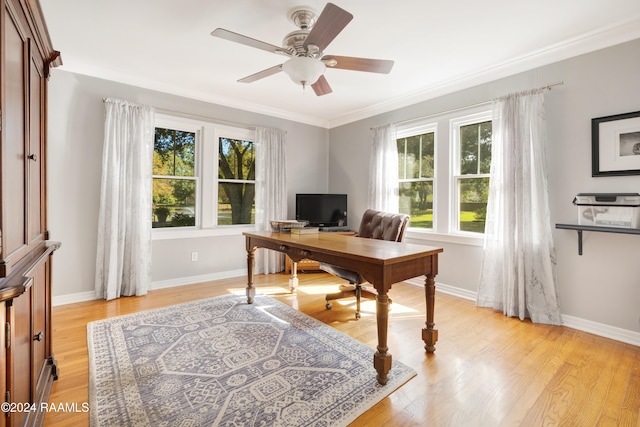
396 122 438 232
214 126 256 230
152 113 255 240
450 110 492 236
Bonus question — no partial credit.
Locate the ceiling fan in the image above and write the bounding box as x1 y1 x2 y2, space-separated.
210 2 394 96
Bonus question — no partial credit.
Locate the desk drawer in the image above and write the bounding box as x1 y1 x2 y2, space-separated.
284 246 316 260
251 239 315 261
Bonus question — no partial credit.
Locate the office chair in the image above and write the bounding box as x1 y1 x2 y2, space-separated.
321 209 410 319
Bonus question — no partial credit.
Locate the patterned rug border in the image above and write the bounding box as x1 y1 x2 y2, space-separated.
87 294 416 426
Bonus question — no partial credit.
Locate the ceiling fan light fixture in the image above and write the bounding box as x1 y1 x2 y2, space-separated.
282 56 325 88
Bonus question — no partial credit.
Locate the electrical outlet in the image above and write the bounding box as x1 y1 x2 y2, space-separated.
191 252 198 262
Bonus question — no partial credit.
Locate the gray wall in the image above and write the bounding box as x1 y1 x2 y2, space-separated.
329 38 640 336
47 70 329 300
48 38 640 342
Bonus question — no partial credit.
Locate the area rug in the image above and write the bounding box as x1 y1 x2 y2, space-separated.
87 294 416 426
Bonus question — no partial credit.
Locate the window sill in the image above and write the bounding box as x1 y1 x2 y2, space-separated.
152 225 254 240
405 229 484 247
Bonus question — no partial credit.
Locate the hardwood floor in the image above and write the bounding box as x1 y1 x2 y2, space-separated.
44 273 640 426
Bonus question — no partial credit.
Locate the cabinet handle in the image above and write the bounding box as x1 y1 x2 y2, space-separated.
278 245 288 251
33 332 43 342
300 250 310 257
28 153 38 161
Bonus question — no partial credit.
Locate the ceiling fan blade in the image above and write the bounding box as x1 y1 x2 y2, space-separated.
304 3 353 52
238 64 283 83
322 56 394 74
211 28 284 54
311 75 332 96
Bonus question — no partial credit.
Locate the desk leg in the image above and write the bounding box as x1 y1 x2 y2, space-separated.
374 291 392 385
289 261 299 292
422 273 438 352
246 248 256 304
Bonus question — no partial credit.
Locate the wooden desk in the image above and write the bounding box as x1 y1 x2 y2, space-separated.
284 231 357 274
243 231 443 385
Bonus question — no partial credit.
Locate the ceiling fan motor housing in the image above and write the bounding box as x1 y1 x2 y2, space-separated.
282 30 313 56
288 7 317 30
284 7 319 56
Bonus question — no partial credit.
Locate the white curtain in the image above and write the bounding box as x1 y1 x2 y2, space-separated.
255 127 287 274
369 124 399 212
476 89 562 324
95 98 155 300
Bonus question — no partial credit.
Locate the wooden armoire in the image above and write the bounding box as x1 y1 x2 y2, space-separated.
0 0 61 426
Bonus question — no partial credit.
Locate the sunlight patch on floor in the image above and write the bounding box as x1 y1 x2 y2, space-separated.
226 285 421 316
227 286 292 296
332 299 420 315
293 285 340 295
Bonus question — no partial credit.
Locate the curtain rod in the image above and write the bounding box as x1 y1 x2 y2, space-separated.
102 98 286 133
155 107 288 134
155 107 258 131
372 81 564 130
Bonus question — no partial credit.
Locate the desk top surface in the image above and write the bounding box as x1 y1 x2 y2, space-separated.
244 231 443 263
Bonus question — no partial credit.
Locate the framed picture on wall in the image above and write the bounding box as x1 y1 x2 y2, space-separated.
592 110 640 176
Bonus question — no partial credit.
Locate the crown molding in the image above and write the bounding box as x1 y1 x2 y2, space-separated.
327 18 640 128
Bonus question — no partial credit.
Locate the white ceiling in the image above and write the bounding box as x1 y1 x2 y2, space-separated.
40 0 640 128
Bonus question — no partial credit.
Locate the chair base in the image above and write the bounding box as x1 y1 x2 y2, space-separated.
325 285 390 320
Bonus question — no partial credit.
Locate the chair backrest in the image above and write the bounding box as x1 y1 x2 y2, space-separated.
357 209 410 242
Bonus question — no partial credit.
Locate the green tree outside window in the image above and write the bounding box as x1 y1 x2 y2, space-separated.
218 138 255 225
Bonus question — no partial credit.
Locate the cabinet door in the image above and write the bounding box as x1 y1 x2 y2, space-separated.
28 41 46 248
2 250 57 427
2 2 29 274
5 289 33 427
0 304 6 427
30 261 47 392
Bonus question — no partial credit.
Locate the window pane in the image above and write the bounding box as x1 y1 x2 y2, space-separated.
218 182 255 225
154 128 195 177
399 181 433 229
218 137 255 226
460 121 491 175
152 178 196 228
397 133 434 180
458 177 489 233
218 138 255 180
478 121 492 174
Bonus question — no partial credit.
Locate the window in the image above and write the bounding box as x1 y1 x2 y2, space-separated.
218 138 255 225
394 110 492 240
451 113 492 234
397 124 436 229
151 114 255 234
152 127 197 228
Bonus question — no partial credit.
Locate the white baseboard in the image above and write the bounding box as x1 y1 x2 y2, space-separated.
150 269 246 291
403 277 477 301
52 290 97 307
403 278 640 348
561 315 640 347
51 269 247 307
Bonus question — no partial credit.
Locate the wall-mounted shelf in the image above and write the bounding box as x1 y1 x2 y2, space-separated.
555 223 640 255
